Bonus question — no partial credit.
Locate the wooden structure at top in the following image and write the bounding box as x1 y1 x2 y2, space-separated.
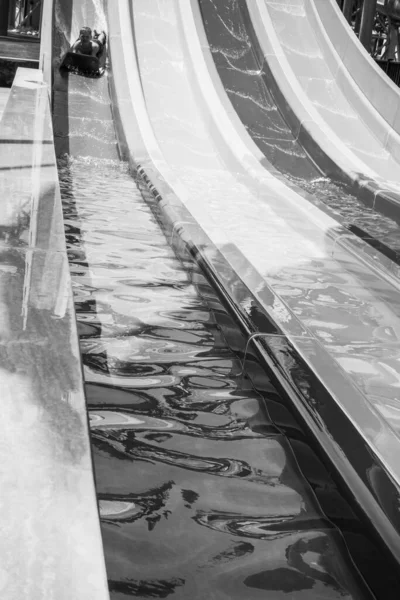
0 0 42 37
0 0 40 65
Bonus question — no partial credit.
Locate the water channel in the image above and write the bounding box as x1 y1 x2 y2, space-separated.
52 0 400 597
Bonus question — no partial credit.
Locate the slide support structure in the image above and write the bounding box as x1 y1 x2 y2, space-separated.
0 0 9 35
343 0 354 23
360 0 378 50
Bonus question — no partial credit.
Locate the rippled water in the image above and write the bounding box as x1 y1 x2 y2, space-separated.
289 176 400 256
55 155 390 599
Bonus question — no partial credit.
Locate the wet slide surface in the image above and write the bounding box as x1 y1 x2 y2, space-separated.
50 0 387 598
200 0 320 181
130 0 400 460
254 0 400 184
198 0 400 259
190 3 400 510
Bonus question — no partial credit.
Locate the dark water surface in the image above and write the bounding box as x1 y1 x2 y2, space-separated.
56 155 385 599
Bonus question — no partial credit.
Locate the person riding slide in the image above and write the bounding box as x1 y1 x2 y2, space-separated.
71 27 106 57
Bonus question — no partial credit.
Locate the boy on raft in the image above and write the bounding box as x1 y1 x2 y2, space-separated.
71 27 106 57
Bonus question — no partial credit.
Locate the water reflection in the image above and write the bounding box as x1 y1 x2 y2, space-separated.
108 577 185 599
56 153 380 598
243 532 351 594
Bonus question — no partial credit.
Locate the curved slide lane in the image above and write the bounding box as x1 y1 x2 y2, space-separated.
243 0 400 223
309 0 400 142
198 0 321 182
198 0 400 259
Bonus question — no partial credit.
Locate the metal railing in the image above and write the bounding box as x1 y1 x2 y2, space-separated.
338 0 379 49
338 0 400 84
376 57 400 83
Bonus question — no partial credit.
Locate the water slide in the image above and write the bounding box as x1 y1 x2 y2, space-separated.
244 0 400 221
106 0 400 590
197 0 400 258
44 0 400 595
50 0 385 597
308 0 400 140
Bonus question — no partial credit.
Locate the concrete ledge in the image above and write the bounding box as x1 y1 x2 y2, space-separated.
0 57 38 87
0 68 110 599
109 0 400 568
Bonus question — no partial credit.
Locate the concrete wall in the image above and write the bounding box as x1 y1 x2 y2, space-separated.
0 0 110 595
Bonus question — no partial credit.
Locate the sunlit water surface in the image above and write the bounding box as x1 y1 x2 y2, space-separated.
55 155 383 599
